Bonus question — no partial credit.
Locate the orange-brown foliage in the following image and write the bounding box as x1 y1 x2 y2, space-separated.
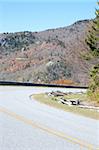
51 79 75 85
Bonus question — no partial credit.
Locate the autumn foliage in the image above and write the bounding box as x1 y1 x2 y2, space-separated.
51 79 75 85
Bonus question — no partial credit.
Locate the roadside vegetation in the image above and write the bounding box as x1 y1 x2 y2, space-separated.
33 93 99 120
85 2 99 103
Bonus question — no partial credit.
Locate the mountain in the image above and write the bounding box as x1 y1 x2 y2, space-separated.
0 19 98 86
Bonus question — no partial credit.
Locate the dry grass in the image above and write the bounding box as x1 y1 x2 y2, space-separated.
33 93 99 120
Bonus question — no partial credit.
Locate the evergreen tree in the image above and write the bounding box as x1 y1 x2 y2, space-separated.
86 2 99 102
89 64 99 92
86 2 99 56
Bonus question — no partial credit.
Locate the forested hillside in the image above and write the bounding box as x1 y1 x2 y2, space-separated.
0 19 98 86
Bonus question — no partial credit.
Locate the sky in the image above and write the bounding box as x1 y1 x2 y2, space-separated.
0 0 97 33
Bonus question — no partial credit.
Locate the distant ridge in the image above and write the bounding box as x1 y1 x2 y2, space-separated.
0 19 98 86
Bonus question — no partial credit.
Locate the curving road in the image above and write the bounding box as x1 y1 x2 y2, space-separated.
0 86 98 150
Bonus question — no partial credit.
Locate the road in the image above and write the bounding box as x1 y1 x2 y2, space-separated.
0 86 98 150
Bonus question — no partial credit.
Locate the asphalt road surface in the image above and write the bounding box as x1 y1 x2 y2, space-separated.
0 86 98 150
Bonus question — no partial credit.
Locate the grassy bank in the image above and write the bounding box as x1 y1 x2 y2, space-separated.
33 93 99 120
